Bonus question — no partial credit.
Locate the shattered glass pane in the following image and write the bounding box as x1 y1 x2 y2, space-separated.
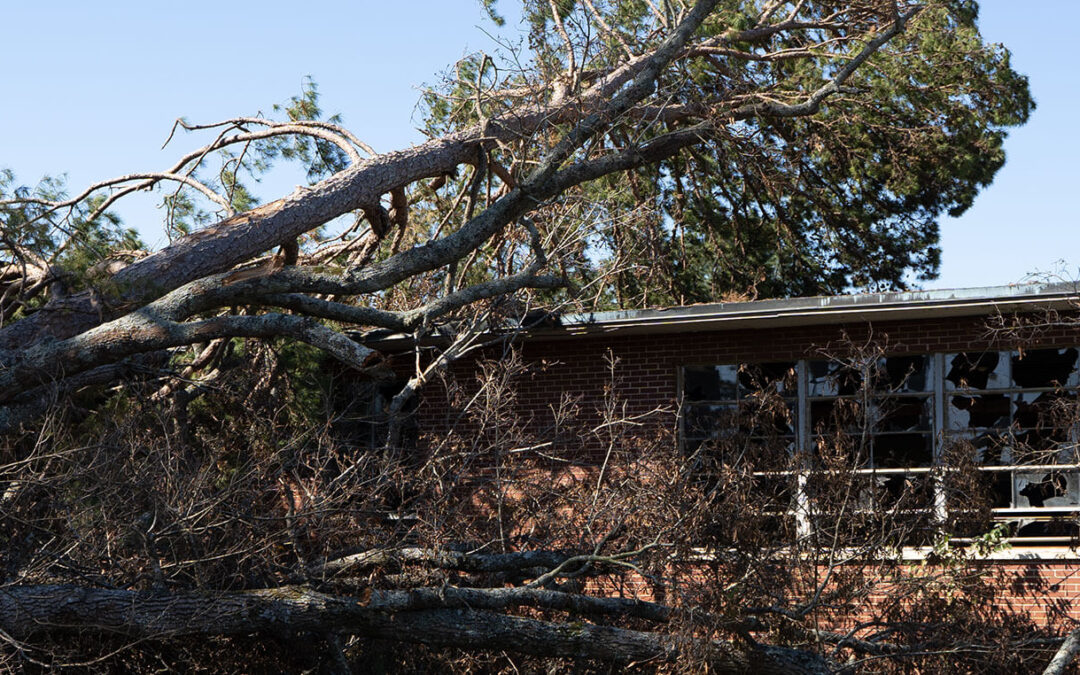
943 431 998 463
823 475 936 514
1015 471 1080 508
965 432 1013 465
947 393 1010 430
1013 390 1076 427
739 362 797 397
946 352 1008 391
808 360 863 396
872 473 935 510
876 355 930 393
1012 348 1080 388
1012 429 1073 465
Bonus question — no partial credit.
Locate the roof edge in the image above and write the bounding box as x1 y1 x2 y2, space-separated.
553 282 1080 337
362 282 1080 349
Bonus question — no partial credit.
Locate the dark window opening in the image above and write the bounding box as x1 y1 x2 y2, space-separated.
1012 348 1079 388
946 352 1005 391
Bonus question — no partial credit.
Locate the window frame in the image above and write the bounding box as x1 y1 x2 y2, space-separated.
679 349 1080 550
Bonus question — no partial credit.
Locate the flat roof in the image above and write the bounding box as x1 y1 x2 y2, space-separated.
552 281 1080 337
362 282 1080 348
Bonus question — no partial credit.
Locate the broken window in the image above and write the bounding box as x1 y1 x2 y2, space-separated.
682 362 796 452
947 394 1010 431
683 364 738 402
1015 471 1080 509
809 359 863 396
806 356 937 535
946 351 1008 391
683 346 1080 548
877 354 931 393
1011 348 1080 388
940 349 1080 543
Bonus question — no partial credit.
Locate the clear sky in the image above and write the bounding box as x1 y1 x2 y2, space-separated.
2 1 1076 291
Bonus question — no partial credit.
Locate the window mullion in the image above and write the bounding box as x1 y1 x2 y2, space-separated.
796 359 811 538
932 353 947 525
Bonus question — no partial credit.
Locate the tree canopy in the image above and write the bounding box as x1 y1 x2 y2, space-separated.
427 0 1031 303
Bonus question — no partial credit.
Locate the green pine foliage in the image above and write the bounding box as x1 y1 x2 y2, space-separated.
437 1 1033 304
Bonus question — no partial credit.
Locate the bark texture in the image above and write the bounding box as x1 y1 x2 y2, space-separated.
0 584 831 674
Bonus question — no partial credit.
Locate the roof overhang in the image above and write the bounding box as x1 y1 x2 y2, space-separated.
552 282 1080 338
362 282 1080 349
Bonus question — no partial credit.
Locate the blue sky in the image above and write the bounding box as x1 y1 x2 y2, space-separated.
2 1 1075 291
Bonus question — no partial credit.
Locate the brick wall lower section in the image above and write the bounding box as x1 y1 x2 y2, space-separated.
986 561 1080 625
584 560 1080 630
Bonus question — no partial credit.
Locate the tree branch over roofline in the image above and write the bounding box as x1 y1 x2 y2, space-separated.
0 1 941 430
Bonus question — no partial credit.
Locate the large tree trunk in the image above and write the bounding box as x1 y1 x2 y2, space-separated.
0 584 831 674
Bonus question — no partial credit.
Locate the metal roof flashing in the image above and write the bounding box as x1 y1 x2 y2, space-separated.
360 282 1080 349
550 282 1080 338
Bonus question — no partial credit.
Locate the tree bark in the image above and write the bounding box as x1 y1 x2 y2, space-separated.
1043 628 1080 675
0 584 832 673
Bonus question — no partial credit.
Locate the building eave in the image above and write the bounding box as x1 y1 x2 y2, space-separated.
551 282 1080 338
361 282 1080 349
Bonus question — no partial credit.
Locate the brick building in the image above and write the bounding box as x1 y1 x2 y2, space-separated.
391 282 1080 623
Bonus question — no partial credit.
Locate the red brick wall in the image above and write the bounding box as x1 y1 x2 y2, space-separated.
413 314 1080 455
993 562 1080 624
586 561 1080 626
401 313 1080 626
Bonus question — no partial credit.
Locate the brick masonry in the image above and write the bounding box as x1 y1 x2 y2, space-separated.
399 312 1080 624
413 314 1080 447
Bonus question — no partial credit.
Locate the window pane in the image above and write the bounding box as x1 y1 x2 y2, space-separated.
808 360 862 396
876 355 931 393
947 393 1010 430
1013 390 1077 429
970 432 1012 465
945 351 1008 391
811 435 872 470
872 473 936 510
684 365 738 401
1015 471 1080 508
989 472 1013 508
739 399 795 437
875 396 932 432
738 362 797 397
1012 517 1080 540
1012 348 1080 388
1012 429 1074 465
684 403 738 439
810 398 864 432
873 433 933 468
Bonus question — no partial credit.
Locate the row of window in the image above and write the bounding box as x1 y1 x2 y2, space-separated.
681 348 1080 545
